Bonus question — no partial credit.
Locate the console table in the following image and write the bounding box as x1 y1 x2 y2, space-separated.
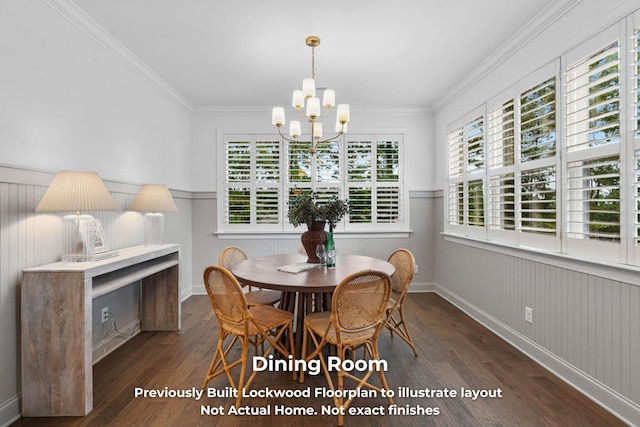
21 244 181 416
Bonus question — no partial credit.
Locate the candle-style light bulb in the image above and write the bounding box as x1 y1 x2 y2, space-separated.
272 107 285 126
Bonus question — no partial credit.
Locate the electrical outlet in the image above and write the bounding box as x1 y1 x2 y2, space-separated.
414 264 419 274
525 306 533 324
101 307 109 323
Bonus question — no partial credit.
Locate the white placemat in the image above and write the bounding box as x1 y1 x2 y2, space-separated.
277 262 319 273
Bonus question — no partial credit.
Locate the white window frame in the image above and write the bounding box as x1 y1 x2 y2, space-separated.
563 23 626 262
446 106 487 239
446 10 640 268
217 132 408 235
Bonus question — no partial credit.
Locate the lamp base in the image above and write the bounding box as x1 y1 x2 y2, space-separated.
62 214 96 263
144 212 165 246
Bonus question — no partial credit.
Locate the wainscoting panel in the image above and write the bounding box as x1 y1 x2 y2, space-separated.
0 166 193 426
436 235 640 425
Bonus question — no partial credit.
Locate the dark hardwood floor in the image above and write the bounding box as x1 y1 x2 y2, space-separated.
13 293 625 427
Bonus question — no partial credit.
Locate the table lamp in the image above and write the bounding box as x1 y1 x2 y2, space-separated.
128 184 178 246
35 170 118 263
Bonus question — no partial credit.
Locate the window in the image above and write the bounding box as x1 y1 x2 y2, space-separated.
223 138 281 230
633 16 640 263
565 34 622 260
447 109 485 236
484 64 559 249
446 12 640 266
488 97 515 234
219 133 406 233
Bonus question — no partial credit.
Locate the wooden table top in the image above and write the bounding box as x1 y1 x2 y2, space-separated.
231 253 395 293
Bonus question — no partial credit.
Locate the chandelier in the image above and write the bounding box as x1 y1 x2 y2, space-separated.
271 36 350 155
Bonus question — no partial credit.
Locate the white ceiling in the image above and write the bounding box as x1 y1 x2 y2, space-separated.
72 0 554 110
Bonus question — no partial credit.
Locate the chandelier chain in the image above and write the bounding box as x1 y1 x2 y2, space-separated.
311 45 315 80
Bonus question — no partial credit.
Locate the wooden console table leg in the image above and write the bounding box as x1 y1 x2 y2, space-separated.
141 266 180 331
21 272 92 416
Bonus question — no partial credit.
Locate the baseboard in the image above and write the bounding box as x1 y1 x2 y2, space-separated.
191 284 207 296
408 281 435 293
0 394 20 427
181 287 193 302
92 319 140 364
435 284 640 427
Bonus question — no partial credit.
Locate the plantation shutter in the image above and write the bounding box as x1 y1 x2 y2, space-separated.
488 97 516 234
346 136 403 229
446 111 485 235
225 141 251 224
376 140 400 223
347 139 372 224
466 116 485 174
518 74 557 240
224 138 282 229
565 28 622 261
520 77 556 162
633 21 640 262
255 140 280 224
447 127 464 226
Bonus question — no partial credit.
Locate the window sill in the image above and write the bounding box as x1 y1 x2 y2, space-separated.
442 232 640 288
216 230 412 240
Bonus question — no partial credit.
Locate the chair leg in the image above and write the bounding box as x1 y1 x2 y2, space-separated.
396 305 418 356
386 305 418 357
234 338 249 408
203 331 238 389
336 344 346 426
299 323 309 383
371 338 394 405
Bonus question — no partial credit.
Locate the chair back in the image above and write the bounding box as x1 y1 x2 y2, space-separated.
203 265 248 325
332 270 391 332
218 246 248 270
387 249 415 297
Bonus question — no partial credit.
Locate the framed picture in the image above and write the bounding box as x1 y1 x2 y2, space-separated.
94 219 109 254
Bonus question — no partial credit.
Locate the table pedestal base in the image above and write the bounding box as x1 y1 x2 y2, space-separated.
279 291 332 358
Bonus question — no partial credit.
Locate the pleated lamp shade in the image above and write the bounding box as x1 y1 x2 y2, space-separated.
35 170 118 213
35 171 117 263
128 184 178 213
129 184 177 246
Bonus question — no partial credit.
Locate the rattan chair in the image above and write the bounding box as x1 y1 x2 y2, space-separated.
300 270 393 426
201 265 295 408
218 246 281 306
384 248 418 356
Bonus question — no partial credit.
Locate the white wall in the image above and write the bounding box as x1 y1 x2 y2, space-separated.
0 0 192 189
433 1 640 424
0 2 193 425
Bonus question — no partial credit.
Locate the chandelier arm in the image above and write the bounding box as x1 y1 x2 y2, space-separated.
318 106 333 118
275 125 302 144
316 130 345 146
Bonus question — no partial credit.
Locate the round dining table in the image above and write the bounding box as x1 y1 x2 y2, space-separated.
231 253 395 357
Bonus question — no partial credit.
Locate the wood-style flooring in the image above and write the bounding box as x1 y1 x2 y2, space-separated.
13 293 625 427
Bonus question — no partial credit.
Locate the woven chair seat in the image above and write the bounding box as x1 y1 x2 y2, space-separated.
222 305 293 336
245 289 282 306
305 311 378 346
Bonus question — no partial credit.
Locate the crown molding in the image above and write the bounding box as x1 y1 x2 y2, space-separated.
192 105 432 116
42 0 193 113
432 0 581 112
